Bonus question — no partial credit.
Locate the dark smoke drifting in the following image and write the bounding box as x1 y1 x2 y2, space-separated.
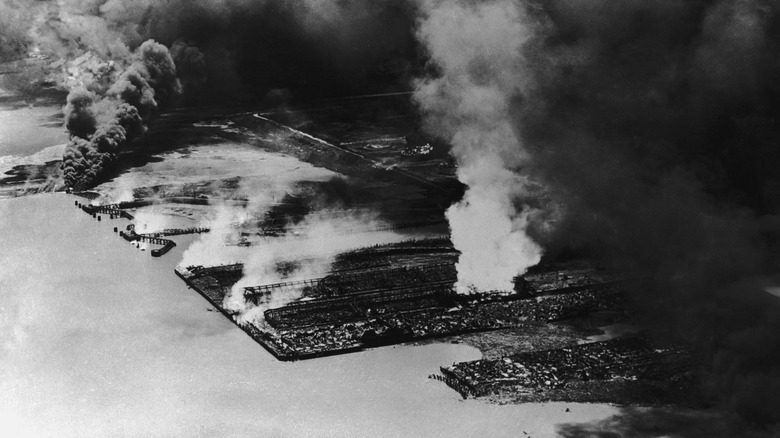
3 0 421 188
2 1 420 97
8 0 780 432
61 40 179 189
415 0 780 433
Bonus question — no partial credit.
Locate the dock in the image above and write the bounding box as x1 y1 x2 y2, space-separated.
174 262 627 361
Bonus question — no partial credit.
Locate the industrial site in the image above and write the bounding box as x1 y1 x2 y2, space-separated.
57 98 697 407
4 1 780 436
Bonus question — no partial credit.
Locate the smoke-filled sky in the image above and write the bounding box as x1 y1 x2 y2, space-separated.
4 0 780 434
0 0 422 99
412 0 780 434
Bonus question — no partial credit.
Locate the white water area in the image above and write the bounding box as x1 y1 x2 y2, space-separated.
0 105 68 176
0 104 67 158
0 103 68 175
0 194 619 437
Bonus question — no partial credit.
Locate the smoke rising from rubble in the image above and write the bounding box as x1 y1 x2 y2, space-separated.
178 192 279 270
224 210 415 327
413 0 780 433
6 0 780 432
414 1 543 293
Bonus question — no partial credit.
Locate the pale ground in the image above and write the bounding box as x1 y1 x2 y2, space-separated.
93 141 340 204
89 140 342 234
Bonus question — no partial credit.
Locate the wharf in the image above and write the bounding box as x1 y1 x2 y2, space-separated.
74 199 193 257
174 263 627 361
175 266 315 361
437 335 696 404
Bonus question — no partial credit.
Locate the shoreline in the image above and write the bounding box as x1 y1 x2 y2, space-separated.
2 192 628 437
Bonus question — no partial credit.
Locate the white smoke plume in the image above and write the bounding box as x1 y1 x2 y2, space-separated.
132 208 173 234
224 209 418 326
178 198 270 270
414 0 542 293
178 205 239 267
93 172 139 204
176 165 344 269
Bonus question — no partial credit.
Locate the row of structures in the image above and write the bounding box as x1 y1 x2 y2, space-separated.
263 282 455 329
74 199 175 257
248 262 622 331
439 335 695 402
428 374 473 399
119 227 177 257
243 262 457 304
77 200 135 220
102 197 211 210
256 286 622 359
262 286 624 358
176 259 627 361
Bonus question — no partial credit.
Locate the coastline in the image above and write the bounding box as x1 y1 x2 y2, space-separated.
0 192 625 438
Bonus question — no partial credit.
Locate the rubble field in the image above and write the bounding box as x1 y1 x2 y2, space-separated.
175 243 630 360
437 335 698 406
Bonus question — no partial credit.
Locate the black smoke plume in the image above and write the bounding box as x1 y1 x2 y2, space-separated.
4 1 422 188
516 3 780 430
61 40 179 189
3 1 421 99
414 0 780 433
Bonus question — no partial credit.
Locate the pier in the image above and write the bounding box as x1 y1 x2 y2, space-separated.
76 200 177 257
175 262 627 361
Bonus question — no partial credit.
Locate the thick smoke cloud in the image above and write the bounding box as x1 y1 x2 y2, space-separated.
63 87 97 138
61 40 179 189
414 1 544 293
9 0 780 432
415 0 780 433
4 0 421 98
4 1 422 188
169 41 207 102
515 4 780 431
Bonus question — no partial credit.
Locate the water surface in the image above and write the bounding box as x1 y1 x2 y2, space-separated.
0 103 67 158
0 189 616 438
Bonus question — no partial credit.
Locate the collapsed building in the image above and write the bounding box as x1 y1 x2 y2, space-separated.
435 335 696 405
175 239 628 360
